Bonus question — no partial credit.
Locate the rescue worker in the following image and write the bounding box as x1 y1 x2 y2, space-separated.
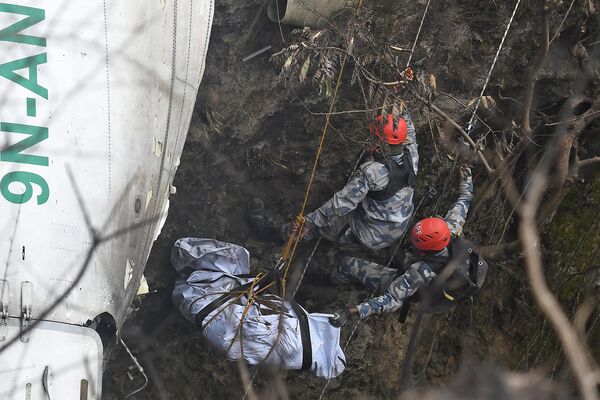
248 111 419 250
328 164 486 327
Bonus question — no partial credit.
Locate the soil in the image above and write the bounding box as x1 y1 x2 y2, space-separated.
102 1 600 399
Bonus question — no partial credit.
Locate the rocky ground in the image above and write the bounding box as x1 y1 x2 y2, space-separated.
102 1 600 399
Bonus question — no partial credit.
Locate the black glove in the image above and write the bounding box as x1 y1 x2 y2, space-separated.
329 309 351 327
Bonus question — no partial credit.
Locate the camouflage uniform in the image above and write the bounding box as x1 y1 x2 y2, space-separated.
283 112 419 250
335 167 474 318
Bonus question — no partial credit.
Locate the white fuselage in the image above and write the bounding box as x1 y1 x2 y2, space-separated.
0 1 214 398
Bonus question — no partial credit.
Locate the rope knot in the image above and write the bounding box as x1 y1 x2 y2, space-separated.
295 215 306 226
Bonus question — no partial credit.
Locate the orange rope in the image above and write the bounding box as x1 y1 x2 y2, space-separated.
279 0 365 289
280 50 349 284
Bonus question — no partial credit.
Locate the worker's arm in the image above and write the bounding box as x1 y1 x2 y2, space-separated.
444 166 473 237
305 165 374 228
353 261 436 319
404 112 419 175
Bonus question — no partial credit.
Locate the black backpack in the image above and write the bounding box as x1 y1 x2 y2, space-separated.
400 236 488 317
366 149 416 201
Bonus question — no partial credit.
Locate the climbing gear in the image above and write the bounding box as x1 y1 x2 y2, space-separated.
386 186 438 268
397 236 488 321
288 299 313 371
405 0 431 68
192 266 314 371
291 216 314 240
367 150 416 201
329 309 351 328
247 199 285 244
369 114 408 145
467 0 522 130
411 236 488 307
410 217 451 252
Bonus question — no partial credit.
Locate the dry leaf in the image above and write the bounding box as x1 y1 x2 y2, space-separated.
481 95 489 109
428 74 437 91
283 55 293 71
299 56 311 82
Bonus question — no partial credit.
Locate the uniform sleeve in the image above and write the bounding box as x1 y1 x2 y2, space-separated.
444 167 474 237
305 167 371 228
403 112 419 175
356 261 436 319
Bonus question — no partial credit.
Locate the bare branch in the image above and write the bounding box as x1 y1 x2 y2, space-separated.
521 3 550 139
578 156 600 168
479 240 521 261
519 180 599 399
413 93 494 174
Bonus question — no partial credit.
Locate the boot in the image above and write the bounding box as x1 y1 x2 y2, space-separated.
247 199 285 244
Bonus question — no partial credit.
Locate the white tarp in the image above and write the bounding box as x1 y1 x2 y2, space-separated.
171 238 346 379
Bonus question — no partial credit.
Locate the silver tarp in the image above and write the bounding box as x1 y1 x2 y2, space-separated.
172 238 346 379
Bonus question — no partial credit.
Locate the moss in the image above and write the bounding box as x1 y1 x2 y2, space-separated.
543 170 600 361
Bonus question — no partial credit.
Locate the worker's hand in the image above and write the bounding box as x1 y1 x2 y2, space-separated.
329 308 357 327
292 219 314 239
458 164 472 179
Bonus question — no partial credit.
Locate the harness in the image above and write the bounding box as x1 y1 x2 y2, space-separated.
366 148 416 201
193 272 313 371
398 236 488 321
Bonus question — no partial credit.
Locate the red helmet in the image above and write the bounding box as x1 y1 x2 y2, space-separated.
410 217 451 251
369 114 407 145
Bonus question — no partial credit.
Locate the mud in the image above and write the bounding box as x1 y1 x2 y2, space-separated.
102 1 599 399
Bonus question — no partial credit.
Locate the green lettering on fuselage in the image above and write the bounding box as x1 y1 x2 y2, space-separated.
0 170 49 204
0 53 48 99
1 122 48 166
0 4 49 205
0 3 45 46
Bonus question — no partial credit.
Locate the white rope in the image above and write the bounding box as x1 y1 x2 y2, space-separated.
292 237 322 297
406 0 432 68
467 0 522 129
318 287 377 400
240 369 258 400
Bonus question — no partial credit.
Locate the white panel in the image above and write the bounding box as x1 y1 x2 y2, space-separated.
0 0 214 328
0 318 102 400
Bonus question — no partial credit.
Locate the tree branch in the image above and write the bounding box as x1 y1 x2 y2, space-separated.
479 240 521 261
518 172 599 400
578 156 600 168
521 3 550 139
413 93 494 174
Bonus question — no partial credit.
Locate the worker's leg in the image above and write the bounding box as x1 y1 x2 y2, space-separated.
333 256 399 291
247 199 286 244
314 212 353 242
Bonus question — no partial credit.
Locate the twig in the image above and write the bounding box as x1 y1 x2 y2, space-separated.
549 0 577 45
522 4 550 139
577 156 600 168
238 361 259 400
413 93 494 174
519 172 599 400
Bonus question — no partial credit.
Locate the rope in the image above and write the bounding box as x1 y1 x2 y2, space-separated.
467 0 522 130
385 187 435 268
236 4 363 395
317 290 372 400
291 144 367 297
406 0 432 68
279 51 348 273
292 237 322 298
241 369 258 400
280 0 366 285
318 188 433 399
